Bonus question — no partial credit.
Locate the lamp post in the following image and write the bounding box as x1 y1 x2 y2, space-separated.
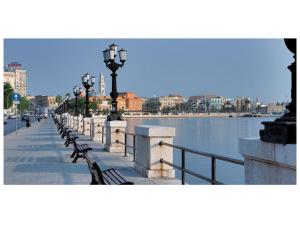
260 38 296 144
81 73 95 117
102 43 127 121
73 85 82 116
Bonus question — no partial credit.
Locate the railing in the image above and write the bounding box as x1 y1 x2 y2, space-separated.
116 129 136 161
159 141 244 185
96 124 105 144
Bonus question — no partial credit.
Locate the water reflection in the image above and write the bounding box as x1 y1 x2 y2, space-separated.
125 117 276 184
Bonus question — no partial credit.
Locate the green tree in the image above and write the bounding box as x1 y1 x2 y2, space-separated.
17 97 30 114
78 97 85 115
89 102 97 112
55 95 62 104
4 83 14 109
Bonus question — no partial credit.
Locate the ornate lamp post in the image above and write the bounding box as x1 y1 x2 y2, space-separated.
81 73 95 117
260 38 296 144
102 43 127 121
73 85 82 116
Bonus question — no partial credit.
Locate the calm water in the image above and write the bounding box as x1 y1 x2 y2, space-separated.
125 116 277 184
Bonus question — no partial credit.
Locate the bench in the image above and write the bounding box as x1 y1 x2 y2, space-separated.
70 137 92 163
63 131 79 147
85 155 134 185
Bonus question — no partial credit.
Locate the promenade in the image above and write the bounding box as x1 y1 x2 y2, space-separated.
4 118 180 185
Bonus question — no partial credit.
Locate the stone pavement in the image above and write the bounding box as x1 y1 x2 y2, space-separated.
4 118 180 185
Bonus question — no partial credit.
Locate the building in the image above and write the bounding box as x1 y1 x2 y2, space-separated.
235 96 252 112
223 98 235 112
209 96 225 112
159 95 185 110
188 95 213 112
267 103 285 114
3 62 27 96
89 95 111 111
99 73 105 96
144 95 185 111
117 92 143 111
35 95 57 107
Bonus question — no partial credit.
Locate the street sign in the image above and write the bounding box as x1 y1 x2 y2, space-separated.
12 92 21 102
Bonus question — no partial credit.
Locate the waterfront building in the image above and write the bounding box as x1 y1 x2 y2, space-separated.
99 73 105 96
267 103 285 114
117 92 143 111
235 96 252 112
143 97 161 111
223 98 235 112
209 96 225 112
35 95 57 107
159 95 185 110
89 95 111 111
189 95 217 112
3 62 27 96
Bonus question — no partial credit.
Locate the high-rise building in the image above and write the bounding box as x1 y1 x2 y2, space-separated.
3 62 27 96
99 73 105 96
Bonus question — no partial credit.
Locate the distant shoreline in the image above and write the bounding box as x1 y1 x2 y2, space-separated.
122 113 278 119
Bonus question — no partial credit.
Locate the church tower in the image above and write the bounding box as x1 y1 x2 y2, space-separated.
99 73 105 96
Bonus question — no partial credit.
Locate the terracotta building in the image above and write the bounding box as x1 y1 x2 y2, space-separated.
117 92 143 111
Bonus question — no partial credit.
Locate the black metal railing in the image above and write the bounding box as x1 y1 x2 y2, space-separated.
116 129 136 161
159 141 244 185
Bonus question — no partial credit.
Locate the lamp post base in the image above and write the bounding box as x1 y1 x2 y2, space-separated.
260 116 296 144
107 111 123 121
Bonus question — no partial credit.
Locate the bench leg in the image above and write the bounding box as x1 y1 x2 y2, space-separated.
70 150 76 158
72 154 79 163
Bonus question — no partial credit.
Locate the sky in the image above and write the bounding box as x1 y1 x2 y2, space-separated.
4 39 293 103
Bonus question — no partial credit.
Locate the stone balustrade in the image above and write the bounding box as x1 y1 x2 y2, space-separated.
134 125 176 178
91 118 105 142
105 120 127 153
83 118 92 136
239 138 296 184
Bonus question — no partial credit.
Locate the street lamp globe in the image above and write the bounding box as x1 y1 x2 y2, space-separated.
73 85 79 95
91 76 96 85
110 43 118 56
119 48 127 63
82 73 90 84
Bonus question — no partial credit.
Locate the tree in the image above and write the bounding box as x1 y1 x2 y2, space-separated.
4 83 14 109
89 102 97 112
17 97 30 114
55 95 62 104
78 97 85 115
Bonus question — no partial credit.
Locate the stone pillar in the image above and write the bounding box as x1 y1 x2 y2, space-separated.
91 118 105 142
67 114 71 126
83 118 92 136
239 138 296 184
69 115 74 128
105 120 127 153
134 125 176 178
72 116 77 130
77 116 83 133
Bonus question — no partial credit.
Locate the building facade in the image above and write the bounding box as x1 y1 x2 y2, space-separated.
3 62 27 96
117 92 143 111
235 96 252 112
35 95 57 108
209 96 225 111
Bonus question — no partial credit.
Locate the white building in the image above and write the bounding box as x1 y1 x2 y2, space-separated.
4 62 27 96
99 73 105 96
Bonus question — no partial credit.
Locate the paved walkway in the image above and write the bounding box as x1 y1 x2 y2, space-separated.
4 118 180 185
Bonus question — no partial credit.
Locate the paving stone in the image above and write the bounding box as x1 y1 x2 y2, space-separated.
4 118 180 185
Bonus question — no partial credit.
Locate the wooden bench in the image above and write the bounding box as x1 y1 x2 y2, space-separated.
70 137 92 163
63 131 78 147
85 155 134 185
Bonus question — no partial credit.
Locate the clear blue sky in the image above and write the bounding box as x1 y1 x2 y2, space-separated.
4 39 293 103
